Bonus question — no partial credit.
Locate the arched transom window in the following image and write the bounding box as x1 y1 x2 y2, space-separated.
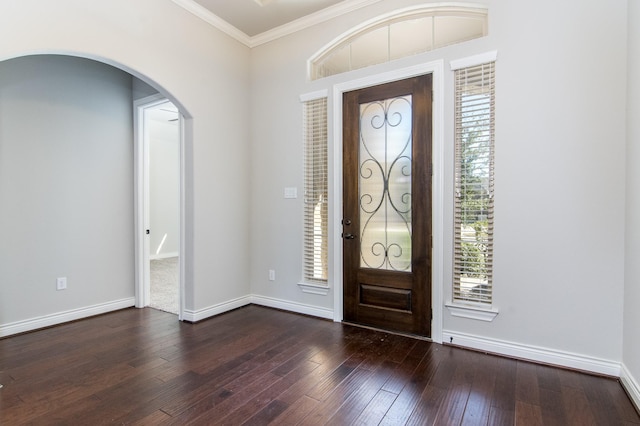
309 5 488 80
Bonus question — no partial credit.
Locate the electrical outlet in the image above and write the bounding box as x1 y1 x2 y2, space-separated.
56 277 67 290
268 270 275 281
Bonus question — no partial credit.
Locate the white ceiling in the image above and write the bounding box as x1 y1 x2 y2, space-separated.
192 0 345 37
173 0 382 46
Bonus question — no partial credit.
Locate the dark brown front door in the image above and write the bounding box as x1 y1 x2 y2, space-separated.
343 75 432 337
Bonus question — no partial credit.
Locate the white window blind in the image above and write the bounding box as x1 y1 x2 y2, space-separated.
303 97 328 284
453 61 495 304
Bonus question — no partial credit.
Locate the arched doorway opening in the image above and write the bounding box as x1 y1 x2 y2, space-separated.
0 53 190 332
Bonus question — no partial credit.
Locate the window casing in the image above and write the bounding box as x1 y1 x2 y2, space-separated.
302 97 328 285
453 61 495 305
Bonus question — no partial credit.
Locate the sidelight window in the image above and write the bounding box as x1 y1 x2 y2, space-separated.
453 60 495 305
302 95 328 284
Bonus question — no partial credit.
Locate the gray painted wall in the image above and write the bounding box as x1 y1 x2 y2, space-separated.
249 0 628 364
0 55 135 323
0 0 253 320
149 117 180 258
624 0 640 405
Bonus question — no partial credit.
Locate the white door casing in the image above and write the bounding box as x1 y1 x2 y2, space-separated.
331 61 445 343
134 94 185 320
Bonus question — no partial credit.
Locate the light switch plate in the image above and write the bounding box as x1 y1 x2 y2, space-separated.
284 187 297 199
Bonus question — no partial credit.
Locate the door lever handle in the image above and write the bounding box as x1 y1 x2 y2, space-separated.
342 233 356 240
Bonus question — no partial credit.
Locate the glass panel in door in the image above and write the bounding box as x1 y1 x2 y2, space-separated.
359 95 412 271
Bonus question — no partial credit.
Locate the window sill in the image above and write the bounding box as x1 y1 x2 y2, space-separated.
445 302 499 322
297 282 330 296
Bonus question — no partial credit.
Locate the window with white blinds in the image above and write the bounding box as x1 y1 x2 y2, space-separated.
453 61 495 305
302 97 328 284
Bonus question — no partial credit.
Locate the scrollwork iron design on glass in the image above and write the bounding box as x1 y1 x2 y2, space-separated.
359 95 412 271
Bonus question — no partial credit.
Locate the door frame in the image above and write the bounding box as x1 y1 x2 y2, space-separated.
331 61 444 343
133 94 185 320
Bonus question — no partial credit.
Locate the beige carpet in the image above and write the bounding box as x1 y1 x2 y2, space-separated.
150 257 179 315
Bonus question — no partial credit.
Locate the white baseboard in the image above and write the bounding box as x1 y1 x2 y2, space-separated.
250 295 334 320
443 330 621 377
181 294 334 323
621 363 640 412
181 295 252 322
0 298 136 338
150 252 179 260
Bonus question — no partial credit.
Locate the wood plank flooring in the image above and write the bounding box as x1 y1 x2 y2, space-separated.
1 305 638 425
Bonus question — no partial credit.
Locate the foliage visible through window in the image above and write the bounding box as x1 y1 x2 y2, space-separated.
310 6 488 80
454 61 495 304
303 97 328 284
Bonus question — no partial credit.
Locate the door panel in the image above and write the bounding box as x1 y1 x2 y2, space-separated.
343 75 432 337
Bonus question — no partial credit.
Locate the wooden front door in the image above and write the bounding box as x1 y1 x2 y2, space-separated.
343 75 432 337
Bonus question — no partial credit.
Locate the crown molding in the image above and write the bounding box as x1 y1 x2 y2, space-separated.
171 0 252 46
171 0 383 48
250 0 383 47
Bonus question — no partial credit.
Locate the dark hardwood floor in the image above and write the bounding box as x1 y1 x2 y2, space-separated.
1 305 638 425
